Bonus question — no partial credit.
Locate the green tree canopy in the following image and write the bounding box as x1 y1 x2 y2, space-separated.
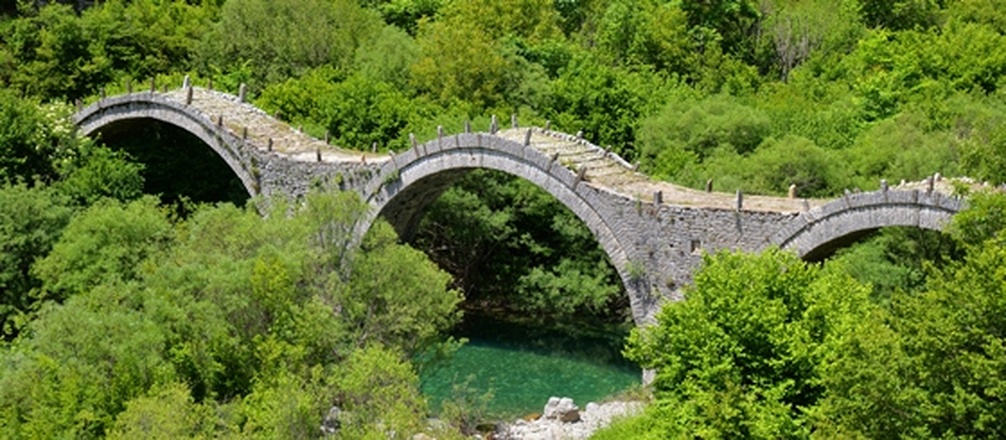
201 0 381 87
623 248 875 437
1 189 463 437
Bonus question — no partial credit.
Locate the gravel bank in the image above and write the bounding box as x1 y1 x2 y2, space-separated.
495 398 643 440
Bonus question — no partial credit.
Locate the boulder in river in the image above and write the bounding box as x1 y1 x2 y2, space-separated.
543 397 581 423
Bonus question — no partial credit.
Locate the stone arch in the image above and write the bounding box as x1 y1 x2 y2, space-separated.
355 132 644 321
771 189 963 260
73 93 259 198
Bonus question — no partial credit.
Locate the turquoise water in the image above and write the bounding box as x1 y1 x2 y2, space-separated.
420 314 641 419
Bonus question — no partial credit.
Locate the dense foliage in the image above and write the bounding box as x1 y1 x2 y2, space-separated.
414 170 625 320
0 179 465 437
594 190 1006 438
3 0 1006 437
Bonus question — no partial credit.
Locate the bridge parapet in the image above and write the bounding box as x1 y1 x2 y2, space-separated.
770 182 965 259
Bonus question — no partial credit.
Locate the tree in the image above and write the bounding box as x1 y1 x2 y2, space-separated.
755 77 866 151
354 24 421 90
762 0 862 80
546 54 667 158
345 221 462 355
32 196 173 301
330 345 429 437
239 365 330 439
368 0 443 35
637 94 770 179
594 0 691 74
810 298 925 438
0 4 97 100
54 143 144 206
254 66 343 128
844 112 959 190
856 0 942 31
743 135 848 197
0 282 176 439
816 195 1006 437
1 0 210 101
0 91 75 184
411 17 511 109
624 248 876 438
946 189 1006 248
949 0 1006 34
109 383 214 440
895 238 1006 437
950 96 1006 185
201 0 381 87
1 188 465 437
80 0 210 81
317 74 426 152
436 0 562 44
517 257 621 316
680 0 764 65
256 69 424 151
829 227 960 301
414 172 518 297
0 184 72 340
681 135 849 197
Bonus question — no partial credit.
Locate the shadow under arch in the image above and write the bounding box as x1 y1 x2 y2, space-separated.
771 189 963 261
84 117 250 207
74 93 259 201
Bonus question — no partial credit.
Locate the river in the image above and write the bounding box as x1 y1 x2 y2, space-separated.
420 312 641 419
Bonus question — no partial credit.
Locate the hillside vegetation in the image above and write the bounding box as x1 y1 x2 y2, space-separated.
2 0 1006 438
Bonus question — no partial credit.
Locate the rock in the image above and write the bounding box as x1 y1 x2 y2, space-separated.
498 398 644 440
320 406 342 436
477 422 499 432
560 410 580 423
426 418 449 432
412 433 435 440
543 397 560 411
550 424 565 438
543 397 580 423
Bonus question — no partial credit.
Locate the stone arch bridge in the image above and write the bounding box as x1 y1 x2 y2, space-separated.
74 85 965 324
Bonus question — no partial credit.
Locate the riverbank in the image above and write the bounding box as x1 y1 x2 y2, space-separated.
494 397 644 440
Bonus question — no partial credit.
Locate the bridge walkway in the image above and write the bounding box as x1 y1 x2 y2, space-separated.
494 128 821 213
161 87 389 164
153 86 960 214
